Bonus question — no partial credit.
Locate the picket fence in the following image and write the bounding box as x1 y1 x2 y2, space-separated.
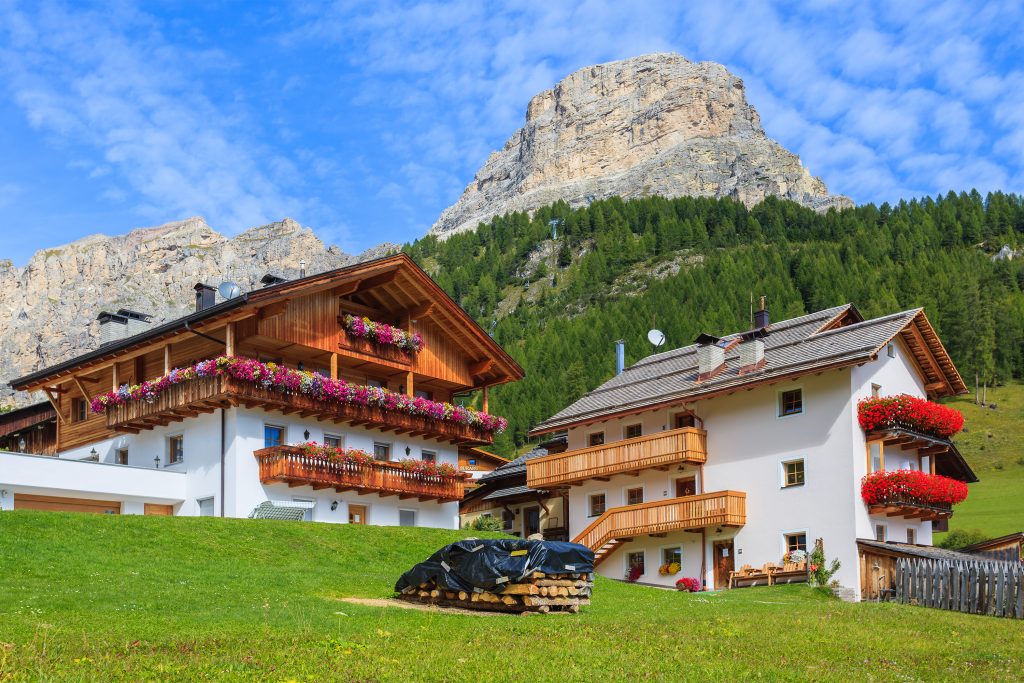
895 556 1024 619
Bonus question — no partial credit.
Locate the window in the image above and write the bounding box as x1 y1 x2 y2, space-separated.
399 509 417 527
72 397 88 423
871 383 881 399
626 486 644 506
421 450 437 463
784 532 807 554
920 454 932 475
168 435 184 465
624 423 642 440
588 431 605 447
868 441 884 473
367 379 384 388
875 524 886 542
502 509 515 533
373 442 391 461
588 493 606 517
676 477 697 497
293 498 313 522
323 434 343 449
663 546 682 566
907 528 916 545
414 389 433 400
115 448 129 466
778 388 803 417
887 343 896 358
627 551 645 575
264 425 284 448
198 497 215 517
674 413 696 429
782 459 805 488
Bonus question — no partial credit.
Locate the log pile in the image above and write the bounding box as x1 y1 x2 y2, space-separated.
397 571 593 614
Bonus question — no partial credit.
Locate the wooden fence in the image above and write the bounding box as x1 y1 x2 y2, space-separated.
895 556 1024 619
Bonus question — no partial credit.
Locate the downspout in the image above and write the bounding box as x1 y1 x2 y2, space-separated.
220 407 226 517
700 529 707 590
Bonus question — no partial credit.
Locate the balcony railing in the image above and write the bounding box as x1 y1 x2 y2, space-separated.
573 490 746 551
106 374 496 444
526 427 707 488
866 495 954 522
254 445 468 502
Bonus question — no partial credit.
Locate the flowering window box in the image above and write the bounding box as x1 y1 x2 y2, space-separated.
858 395 964 439
861 469 968 521
340 314 423 354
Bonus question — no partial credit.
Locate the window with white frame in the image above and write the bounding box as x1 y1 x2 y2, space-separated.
624 423 642 440
264 424 284 448
887 343 896 358
784 532 807 554
168 435 184 465
781 459 805 488
589 493 606 517
115 448 129 466
399 509 417 527
868 441 884 473
871 383 881 398
662 546 682 566
373 442 391 461
293 498 314 522
778 388 803 417
198 497 215 517
627 550 645 575
907 528 916 545
421 450 437 463
625 486 644 506
323 434 343 449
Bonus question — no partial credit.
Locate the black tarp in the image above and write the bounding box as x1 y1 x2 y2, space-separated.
395 539 594 594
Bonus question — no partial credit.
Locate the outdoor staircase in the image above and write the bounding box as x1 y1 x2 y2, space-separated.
592 539 625 567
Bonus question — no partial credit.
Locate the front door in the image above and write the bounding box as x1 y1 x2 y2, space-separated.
524 506 541 537
349 504 367 525
675 476 697 497
713 540 734 590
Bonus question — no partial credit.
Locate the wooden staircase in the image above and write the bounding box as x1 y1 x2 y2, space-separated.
574 491 747 566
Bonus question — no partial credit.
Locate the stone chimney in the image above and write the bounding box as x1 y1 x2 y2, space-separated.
754 295 769 329
97 309 152 346
695 333 726 381
737 328 767 375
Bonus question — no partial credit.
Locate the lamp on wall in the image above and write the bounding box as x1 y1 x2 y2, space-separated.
331 501 339 511
18 438 26 453
303 429 310 441
405 446 411 456
89 447 98 461
154 455 161 469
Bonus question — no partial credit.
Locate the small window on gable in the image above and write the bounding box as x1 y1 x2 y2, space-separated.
782 459 805 488
871 383 881 399
624 423 642 440
875 524 886 542
887 343 896 358
626 486 644 506
778 389 803 417
784 532 807 554
588 431 605 447
589 493 606 517
72 397 88 423
907 528 916 545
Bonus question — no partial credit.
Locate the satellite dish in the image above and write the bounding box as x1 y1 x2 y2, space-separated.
218 281 242 300
647 329 666 347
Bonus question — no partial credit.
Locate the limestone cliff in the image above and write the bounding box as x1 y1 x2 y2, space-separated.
0 217 396 405
429 53 851 238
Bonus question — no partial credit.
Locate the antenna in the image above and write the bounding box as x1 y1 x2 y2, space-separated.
218 281 242 300
647 329 666 348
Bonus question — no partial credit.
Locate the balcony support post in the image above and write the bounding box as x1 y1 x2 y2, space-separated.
482 385 489 413
112 363 119 391
164 344 172 375
225 322 235 357
330 352 338 380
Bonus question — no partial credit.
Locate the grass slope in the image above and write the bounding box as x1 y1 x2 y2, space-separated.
938 381 1024 541
1 512 1021 681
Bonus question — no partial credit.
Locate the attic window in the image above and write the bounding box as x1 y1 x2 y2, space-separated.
887 343 896 358
778 389 803 417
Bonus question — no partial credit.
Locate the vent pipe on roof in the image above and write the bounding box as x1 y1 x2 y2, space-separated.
615 339 625 375
194 283 216 312
299 260 306 278
754 295 769 329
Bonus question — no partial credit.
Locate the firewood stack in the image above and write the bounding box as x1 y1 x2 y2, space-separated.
398 570 594 614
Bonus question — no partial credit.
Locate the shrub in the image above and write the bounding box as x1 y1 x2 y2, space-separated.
675 577 701 592
935 528 989 550
625 565 643 583
808 539 840 588
462 516 505 532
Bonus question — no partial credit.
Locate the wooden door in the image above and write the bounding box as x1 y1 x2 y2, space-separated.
713 540 734 590
144 504 173 516
14 494 120 515
675 476 697 497
348 504 367 525
524 506 541 537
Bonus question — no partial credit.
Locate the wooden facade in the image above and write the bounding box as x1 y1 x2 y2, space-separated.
526 427 707 488
0 402 57 455
254 445 468 502
10 254 523 454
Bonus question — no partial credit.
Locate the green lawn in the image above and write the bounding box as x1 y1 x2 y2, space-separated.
0 513 1021 681
937 381 1024 543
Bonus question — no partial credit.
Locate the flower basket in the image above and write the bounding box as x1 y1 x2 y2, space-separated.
341 314 423 354
857 394 964 438
860 469 968 506
675 577 701 592
658 562 681 576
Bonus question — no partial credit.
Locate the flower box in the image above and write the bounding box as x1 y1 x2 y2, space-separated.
857 394 964 439
860 469 968 507
341 314 423 354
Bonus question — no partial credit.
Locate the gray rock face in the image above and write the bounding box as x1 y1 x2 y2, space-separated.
0 216 397 405
429 53 852 238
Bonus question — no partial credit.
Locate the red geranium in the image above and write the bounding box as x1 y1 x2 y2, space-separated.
860 469 969 506
675 577 702 592
857 394 964 438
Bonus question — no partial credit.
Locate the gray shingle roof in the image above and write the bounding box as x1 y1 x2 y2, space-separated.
857 539 1018 564
481 484 549 501
532 304 922 433
479 446 549 482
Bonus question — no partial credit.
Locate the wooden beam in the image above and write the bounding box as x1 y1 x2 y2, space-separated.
482 385 489 414
164 344 172 375
112 363 119 392
354 269 398 294
469 359 494 377
225 322 236 356
256 300 290 321
904 322 948 393
337 298 382 317
330 352 338 380
406 370 414 397
42 387 66 425
404 303 435 320
70 376 90 402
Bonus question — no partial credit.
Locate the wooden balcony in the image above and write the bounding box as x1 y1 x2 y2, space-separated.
106 374 496 444
574 491 746 564
526 427 707 488
336 321 414 368
255 445 467 502
868 495 953 522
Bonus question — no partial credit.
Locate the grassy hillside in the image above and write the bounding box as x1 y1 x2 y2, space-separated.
0 512 1021 681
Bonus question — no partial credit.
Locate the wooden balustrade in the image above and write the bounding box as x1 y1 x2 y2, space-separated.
526 427 707 488
573 491 746 552
106 374 496 444
254 445 467 502
868 495 954 522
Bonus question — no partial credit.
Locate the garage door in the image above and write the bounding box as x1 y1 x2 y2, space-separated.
144 504 173 516
14 494 121 515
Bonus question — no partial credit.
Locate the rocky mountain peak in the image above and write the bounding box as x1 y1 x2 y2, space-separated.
429 52 851 238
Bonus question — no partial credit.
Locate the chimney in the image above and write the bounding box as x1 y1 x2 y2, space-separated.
737 329 767 374
615 339 625 375
299 260 306 278
97 311 128 346
754 295 769 329
117 309 152 337
194 283 216 312
695 333 726 381
261 273 288 288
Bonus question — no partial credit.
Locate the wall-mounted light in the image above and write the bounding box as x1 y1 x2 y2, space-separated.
405 446 411 456
89 447 98 461
18 438 26 453
303 429 310 441
154 455 161 469
714 527 722 534
330 501 339 511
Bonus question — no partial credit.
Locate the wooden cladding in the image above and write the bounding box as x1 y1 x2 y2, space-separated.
254 445 467 502
573 491 746 552
526 427 708 488
14 494 121 515
106 374 496 444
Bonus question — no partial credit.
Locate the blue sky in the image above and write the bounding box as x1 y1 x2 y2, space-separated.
1 1 1022 264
